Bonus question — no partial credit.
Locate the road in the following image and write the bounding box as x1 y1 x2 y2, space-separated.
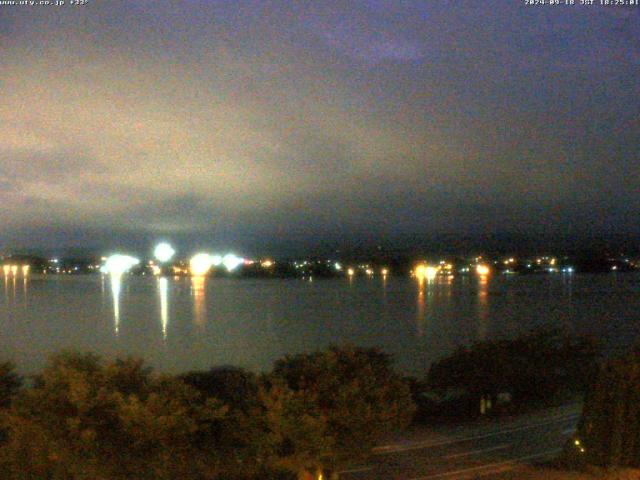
340 403 582 480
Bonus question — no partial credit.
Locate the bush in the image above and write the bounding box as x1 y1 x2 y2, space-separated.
426 328 599 414
573 349 640 468
0 361 22 409
271 345 416 478
0 352 227 479
0 347 415 479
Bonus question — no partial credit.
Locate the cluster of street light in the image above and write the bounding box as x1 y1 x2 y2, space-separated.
2 264 29 277
413 262 491 284
100 242 245 277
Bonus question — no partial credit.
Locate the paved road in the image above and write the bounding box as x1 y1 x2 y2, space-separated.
341 403 582 480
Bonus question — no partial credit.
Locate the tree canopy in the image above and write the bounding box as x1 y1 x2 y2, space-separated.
427 328 599 406
0 352 227 479
0 347 415 480
573 349 640 468
271 345 416 476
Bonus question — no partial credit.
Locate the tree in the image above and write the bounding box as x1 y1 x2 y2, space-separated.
427 328 599 411
182 367 280 479
260 378 331 480
0 351 227 479
573 349 640 467
0 361 22 409
270 346 415 479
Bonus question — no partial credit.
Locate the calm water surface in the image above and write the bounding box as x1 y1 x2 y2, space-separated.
1 273 639 376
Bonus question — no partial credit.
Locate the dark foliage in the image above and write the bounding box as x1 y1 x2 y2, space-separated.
573 349 640 468
0 347 415 479
426 329 599 410
271 345 416 472
0 361 22 409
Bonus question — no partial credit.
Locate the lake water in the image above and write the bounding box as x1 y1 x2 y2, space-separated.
1 273 639 376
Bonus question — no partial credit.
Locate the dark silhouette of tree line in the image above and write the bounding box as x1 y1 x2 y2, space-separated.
423 328 599 419
0 347 414 480
2 329 636 478
568 348 640 469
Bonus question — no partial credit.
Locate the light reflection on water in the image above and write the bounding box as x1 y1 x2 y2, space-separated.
159 277 169 340
191 276 206 327
477 275 489 340
110 274 121 335
0 273 639 376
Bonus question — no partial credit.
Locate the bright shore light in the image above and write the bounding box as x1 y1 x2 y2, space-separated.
476 264 490 276
102 254 140 275
415 264 438 281
190 253 213 276
154 243 175 263
222 254 243 272
21 265 30 276
2 265 9 276
425 266 438 280
347 268 355 276
10 265 18 276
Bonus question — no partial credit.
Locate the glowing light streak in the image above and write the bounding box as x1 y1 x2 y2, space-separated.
110 274 122 335
159 277 169 340
191 275 206 326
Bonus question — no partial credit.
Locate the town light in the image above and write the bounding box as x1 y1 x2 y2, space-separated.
425 266 438 280
476 264 490 276
222 254 243 272
154 242 175 263
102 254 140 275
190 253 213 276
415 264 438 281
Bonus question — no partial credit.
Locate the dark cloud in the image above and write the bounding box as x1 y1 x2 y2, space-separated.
0 1 638 253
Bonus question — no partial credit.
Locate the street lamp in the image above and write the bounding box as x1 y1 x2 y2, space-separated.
154 242 175 263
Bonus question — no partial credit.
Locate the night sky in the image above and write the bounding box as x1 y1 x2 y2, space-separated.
1 1 638 255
